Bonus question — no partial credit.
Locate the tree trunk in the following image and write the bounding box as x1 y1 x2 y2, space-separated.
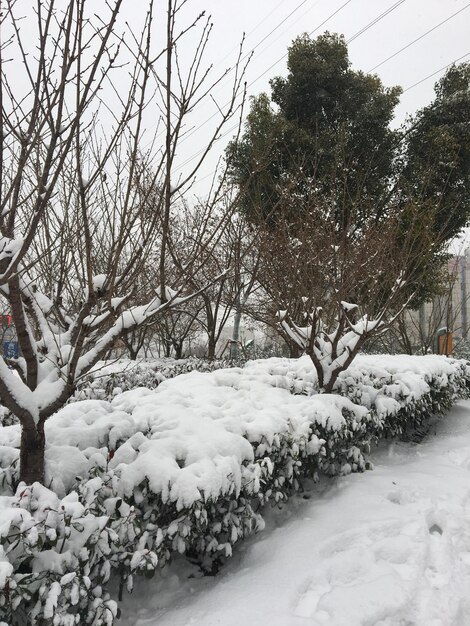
174 341 183 359
323 371 339 394
128 346 138 360
207 336 216 361
19 422 45 485
230 297 242 360
289 342 302 358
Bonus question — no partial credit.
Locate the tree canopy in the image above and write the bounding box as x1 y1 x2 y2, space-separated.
401 62 470 243
227 32 402 229
227 33 470 312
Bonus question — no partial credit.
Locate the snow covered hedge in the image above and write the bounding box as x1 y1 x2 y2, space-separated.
73 357 240 402
0 358 239 428
0 355 468 625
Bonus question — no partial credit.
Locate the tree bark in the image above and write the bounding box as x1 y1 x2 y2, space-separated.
173 341 183 359
230 297 242 360
289 342 302 358
207 336 216 361
19 422 45 485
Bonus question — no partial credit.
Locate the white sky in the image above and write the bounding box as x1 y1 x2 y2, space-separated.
134 0 469 196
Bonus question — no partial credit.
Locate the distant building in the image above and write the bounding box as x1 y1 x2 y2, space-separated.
404 251 470 354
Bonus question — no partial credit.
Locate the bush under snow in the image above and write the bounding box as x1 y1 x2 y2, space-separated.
0 354 469 625
72 357 240 403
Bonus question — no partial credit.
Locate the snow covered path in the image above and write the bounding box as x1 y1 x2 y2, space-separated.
121 400 470 626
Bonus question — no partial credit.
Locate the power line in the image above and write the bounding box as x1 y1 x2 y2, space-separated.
176 2 468 191
238 0 324 76
241 0 312 64
174 0 322 152
347 0 406 44
403 51 470 93
211 0 287 72
245 0 354 90
369 2 470 72
218 0 313 81
175 0 355 171
177 0 409 169
142 0 320 161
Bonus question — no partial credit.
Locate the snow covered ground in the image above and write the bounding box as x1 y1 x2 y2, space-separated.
120 399 470 626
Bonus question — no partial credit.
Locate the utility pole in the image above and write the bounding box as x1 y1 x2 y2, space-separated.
461 253 468 339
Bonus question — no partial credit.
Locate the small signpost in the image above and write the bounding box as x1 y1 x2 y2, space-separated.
435 327 452 356
1 312 18 361
3 341 19 360
0 315 12 329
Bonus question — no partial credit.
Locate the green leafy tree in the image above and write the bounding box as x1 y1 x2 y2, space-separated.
389 62 470 307
227 32 402 228
401 63 470 242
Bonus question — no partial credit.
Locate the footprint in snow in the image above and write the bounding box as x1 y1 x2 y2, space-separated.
387 490 403 505
294 582 331 618
426 509 446 536
386 487 419 506
424 565 450 589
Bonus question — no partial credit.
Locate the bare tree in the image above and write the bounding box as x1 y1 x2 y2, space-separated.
252 186 438 392
367 254 467 356
0 0 248 484
166 197 260 360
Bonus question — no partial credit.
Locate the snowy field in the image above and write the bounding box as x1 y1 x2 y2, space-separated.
120 399 470 626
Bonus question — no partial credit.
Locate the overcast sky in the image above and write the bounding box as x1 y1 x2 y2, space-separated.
138 0 469 195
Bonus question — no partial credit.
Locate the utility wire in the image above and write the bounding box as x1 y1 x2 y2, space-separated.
142 0 318 161
217 0 312 81
403 51 470 92
236 0 324 79
175 0 355 170
347 0 406 44
212 0 287 72
369 2 470 72
245 0 354 90
189 50 470 192
176 1 467 188
177 0 408 168
174 0 321 151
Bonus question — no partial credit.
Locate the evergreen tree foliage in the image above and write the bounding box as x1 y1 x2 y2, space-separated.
227 32 402 228
401 63 470 242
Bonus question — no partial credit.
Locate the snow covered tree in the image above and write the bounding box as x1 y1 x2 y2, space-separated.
0 0 248 484
225 37 470 372
253 184 437 392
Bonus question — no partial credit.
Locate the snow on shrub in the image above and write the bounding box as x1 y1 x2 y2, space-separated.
0 358 240 429
268 354 470 439
0 355 469 624
72 357 239 404
0 479 157 625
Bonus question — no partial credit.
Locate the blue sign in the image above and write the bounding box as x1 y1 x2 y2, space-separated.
3 341 19 359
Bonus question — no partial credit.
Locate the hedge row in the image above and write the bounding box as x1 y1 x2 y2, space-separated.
73 357 240 402
0 355 468 625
